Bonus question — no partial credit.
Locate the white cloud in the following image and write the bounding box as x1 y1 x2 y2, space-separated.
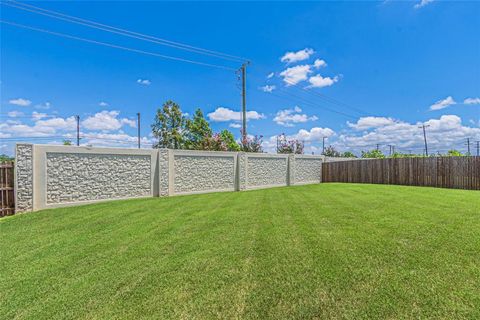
293 127 335 142
261 114 479 155
35 116 77 131
313 59 327 68
464 97 480 105
32 111 48 120
337 115 480 154
207 107 265 122
9 98 31 106
260 85 276 93
348 116 397 130
307 74 339 88
280 65 312 86
7 110 24 117
99 101 109 107
82 132 152 148
414 0 434 9
137 79 151 85
229 123 241 128
429 96 456 111
267 72 274 79
0 115 78 140
82 111 136 131
35 102 51 110
281 48 315 64
273 106 318 127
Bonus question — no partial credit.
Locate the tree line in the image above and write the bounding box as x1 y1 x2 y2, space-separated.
151 100 263 152
322 146 473 158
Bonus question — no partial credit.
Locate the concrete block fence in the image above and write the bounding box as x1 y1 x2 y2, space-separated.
15 144 324 212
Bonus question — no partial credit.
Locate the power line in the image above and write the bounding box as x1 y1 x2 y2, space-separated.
0 136 70 141
0 135 152 146
0 19 237 71
287 82 373 117
271 86 359 119
3 0 248 63
262 74 373 118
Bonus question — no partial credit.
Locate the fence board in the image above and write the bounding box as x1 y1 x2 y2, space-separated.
1 161 15 216
322 157 480 190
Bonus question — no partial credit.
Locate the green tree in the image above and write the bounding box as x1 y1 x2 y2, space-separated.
0 154 14 162
447 149 463 157
152 100 186 149
219 130 240 151
323 145 341 157
63 139 72 146
185 108 212 150
361 149 385 158
341 151 356 158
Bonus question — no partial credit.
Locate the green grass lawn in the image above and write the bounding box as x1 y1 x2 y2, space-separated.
1 184 480 319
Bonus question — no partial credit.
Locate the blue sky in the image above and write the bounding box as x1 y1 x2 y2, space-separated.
1 0 479 156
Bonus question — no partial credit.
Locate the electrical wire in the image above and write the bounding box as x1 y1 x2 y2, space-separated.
0 136 69 141
0 19 237 71
3 0 248 63
281 78 372 117
270 86 359 119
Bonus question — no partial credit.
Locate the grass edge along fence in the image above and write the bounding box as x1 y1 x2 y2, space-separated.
322 156 480 190
1 161 15 216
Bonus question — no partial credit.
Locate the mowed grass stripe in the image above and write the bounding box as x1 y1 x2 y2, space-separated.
1 184 479 319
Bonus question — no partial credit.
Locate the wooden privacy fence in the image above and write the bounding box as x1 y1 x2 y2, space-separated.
322 157 480 190
1 162 15 216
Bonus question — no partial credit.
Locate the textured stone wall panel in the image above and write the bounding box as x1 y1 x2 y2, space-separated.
294 157 322 184
158 149 169 196
238 153 247 191
15 144 33 212
246 156 288 188
173 155 235 193
46 153 151 204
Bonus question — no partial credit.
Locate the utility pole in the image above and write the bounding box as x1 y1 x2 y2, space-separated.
240 62 249 142
465 138 471 155
137 112 141 149
376 144 380 151
476 141 480 156
75 115 80 146
419 124 430 156
388 144 395 156
322 136 327 155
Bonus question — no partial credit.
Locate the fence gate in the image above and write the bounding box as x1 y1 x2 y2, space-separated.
0 162 15 216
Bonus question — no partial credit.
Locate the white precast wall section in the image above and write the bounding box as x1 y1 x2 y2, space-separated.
16 144 158 211
170 150 237 195
245 153 289 189
15 144 324 212
293 155 323 184
46 153 152 204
